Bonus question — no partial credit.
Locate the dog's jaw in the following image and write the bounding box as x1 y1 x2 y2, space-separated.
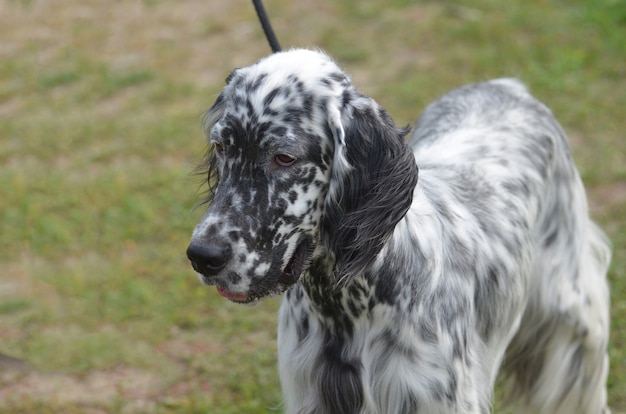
208 239 314 304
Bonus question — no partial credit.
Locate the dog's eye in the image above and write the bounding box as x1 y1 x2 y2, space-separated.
275 154 297 167
214 142 225 154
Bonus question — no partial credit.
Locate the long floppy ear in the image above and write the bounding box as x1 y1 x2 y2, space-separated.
322 95 419 289
196 70 239 205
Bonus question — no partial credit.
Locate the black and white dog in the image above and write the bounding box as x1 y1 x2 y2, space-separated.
186 49 611 413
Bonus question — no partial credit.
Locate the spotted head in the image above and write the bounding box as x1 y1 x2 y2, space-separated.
186 49 418 303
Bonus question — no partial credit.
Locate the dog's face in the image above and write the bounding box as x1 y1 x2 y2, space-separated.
187 50 346 303
187 49 418 303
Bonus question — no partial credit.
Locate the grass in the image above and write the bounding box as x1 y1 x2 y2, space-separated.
0 0 624 412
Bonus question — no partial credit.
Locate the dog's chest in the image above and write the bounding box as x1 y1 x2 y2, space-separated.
278 283 429 413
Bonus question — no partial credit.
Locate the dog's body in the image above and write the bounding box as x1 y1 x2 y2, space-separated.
187 49 611 413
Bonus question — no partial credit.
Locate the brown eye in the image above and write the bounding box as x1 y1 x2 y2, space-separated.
214 143 224 153
275 154 296 167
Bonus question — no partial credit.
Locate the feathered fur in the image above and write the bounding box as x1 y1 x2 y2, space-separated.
186 49 611 414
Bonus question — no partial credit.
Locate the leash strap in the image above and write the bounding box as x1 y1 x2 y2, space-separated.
252 0 282 53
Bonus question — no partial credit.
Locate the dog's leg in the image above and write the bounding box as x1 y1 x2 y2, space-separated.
503 216 611 414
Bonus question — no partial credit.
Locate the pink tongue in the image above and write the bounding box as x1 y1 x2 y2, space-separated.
216 286 248 302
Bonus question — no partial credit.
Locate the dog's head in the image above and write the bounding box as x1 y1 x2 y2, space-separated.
187 49 418 303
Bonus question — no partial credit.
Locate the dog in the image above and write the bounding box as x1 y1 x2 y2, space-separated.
186 48 611 414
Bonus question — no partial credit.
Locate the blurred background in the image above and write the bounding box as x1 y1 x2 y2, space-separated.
0 0 624 412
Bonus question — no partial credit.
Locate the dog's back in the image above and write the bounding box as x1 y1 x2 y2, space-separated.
409 79 612 413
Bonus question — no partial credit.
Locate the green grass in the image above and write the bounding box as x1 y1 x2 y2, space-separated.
0 0 624 412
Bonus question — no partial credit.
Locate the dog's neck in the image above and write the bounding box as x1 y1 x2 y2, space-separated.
295 218 416 336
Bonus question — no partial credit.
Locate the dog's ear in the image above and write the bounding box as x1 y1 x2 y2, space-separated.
197 70 239 204
322 95 419 289
203 68 240 134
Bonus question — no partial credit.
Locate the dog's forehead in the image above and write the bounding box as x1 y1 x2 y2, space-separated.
245 49 346 87
229 50 350 107
213 50 351 151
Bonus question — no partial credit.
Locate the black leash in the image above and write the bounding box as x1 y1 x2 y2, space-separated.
252 0 282 53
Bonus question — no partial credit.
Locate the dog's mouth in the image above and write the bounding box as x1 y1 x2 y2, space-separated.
216 240 311 304
216 286 250 303
277 240 309 286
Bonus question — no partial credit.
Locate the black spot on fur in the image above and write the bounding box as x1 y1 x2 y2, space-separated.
263 87 281 107
318 332 364 414
297 314 310 342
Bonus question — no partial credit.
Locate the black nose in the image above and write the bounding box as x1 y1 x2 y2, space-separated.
186 242 232 276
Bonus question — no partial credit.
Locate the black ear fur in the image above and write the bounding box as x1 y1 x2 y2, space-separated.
322 99 419 288
196 70 240 205
195 92 226 206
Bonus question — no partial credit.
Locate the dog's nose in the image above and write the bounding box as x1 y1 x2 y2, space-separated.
186 242 232 276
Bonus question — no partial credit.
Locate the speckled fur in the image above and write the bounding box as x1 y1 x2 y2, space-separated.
187 49 611 414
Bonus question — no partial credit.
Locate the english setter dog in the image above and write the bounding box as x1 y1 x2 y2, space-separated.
186 49 612 414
